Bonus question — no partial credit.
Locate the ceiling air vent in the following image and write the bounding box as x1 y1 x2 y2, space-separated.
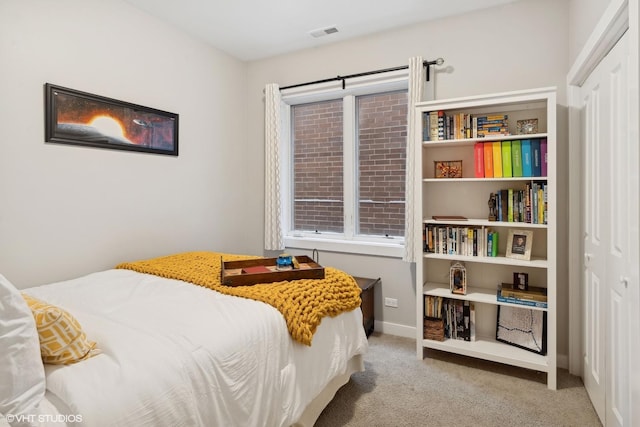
309 26 339 38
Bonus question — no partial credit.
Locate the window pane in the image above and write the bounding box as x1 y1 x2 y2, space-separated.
292 100 344 233
357 91 407 237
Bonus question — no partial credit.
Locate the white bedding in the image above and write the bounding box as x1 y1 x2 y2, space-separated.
20 269 368 427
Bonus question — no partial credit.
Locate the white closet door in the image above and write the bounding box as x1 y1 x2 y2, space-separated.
580 32 631 427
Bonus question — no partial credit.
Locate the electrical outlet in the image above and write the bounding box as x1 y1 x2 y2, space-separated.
384 297 398 308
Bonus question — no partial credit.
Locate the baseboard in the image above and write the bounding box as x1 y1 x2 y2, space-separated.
373 320 415 339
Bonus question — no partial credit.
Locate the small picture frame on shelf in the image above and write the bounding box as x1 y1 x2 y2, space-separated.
434 160 463 178
449 261 467 295
513 272 529 290
506 229 533 261
516 118 538 135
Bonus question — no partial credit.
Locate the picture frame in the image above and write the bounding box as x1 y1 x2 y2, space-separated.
45 83 179 156
516 118 538 135
513 272 529 291
506 229 533 261
449 261 467 295
496 305 547 354
434 160 463 178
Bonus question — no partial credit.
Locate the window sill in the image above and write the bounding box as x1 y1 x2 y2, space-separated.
284 236 404 258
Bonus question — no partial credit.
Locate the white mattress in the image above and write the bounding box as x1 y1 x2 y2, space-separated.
22 269 368 427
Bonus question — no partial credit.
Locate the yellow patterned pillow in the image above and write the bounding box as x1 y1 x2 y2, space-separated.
21 294 99 365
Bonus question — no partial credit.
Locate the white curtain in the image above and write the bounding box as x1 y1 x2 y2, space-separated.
264 83 284 250
402 56 426 262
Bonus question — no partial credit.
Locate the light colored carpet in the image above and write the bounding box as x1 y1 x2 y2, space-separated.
315 333 601 427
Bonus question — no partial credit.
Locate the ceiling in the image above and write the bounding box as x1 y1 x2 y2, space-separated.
124 0 521 61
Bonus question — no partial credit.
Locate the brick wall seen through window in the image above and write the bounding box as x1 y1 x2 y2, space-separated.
358 91 407 236
291 90 407 236
292 99 344 232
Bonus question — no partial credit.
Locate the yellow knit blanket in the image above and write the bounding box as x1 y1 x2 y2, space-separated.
115 251 361 346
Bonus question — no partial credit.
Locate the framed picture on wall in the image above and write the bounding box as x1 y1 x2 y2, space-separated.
44 83 179 156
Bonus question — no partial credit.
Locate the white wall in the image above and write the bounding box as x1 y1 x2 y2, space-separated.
0 0 251 288
246 0 572 355
569 0 615 63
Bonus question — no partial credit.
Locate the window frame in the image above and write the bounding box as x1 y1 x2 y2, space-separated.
280 70 409 257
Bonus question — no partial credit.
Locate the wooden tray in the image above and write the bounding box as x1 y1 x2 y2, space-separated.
221 255 324 287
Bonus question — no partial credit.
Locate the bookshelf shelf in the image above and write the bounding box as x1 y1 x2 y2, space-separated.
423 176 548 183
414 87 557 389
424 283 548 312
423 335 549 372
422 132 548 147
422 253 548 268
424 218 548 229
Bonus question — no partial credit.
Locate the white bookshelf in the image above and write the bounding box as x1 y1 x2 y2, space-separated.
414 87 557 389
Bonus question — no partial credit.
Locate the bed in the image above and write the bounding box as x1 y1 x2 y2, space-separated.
0 251 368 427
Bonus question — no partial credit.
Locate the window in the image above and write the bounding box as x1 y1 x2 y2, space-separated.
283 77 408 257
357 92 407 237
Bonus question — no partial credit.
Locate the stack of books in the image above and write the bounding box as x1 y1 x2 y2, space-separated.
497 283 547 308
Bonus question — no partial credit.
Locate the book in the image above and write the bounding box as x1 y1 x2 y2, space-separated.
486 230 498 257
501 141 513 177
432 215 467 221
483 142 494 178
437 110 445 140
463 301 471 341
429 111 439 141
497 292 548 308
424 295 444 318
469 303 476 341
491 231 498 257
540 138 548 176
454 300 465 340
507 188 514 222
500 284 548 302
422 112 430 141
491 141 503 178
242 265 272 274
531 139 541 176
499 190 508 222
521 139 533 177
474 143 485 177
511 140 522 177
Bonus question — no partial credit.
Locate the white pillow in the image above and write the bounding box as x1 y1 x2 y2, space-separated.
0 274 45 426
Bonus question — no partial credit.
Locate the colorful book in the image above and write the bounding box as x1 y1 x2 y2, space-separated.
521 139 533 177
511 140 522 177
492 141 503 178
474 143 485 177
531 139 541 176
491 231 498 256
501 141 513 177
540 138 548 176
486 230 498 257
483 142 494 178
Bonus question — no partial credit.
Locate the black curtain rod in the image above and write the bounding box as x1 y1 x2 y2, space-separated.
280 58 444 91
